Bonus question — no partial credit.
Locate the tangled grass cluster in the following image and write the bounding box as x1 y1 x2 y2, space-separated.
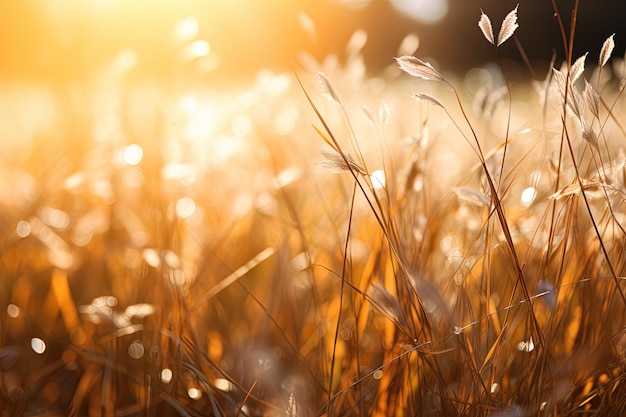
2 3 626 417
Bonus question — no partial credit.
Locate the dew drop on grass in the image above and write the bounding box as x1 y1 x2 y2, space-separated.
373 369 383 380
31 338 46 354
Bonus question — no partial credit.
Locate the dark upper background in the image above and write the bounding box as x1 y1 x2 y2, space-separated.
0 0 624 85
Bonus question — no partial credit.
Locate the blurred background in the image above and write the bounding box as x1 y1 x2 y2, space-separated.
1 0 624 86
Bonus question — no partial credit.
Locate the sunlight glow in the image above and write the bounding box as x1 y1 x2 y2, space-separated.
391 0 449 24
110 49 137 73
274 108 298 136
162 163 198 185
213 134 243 160
181 96 218 142
232 114 252 137
173 17 199 44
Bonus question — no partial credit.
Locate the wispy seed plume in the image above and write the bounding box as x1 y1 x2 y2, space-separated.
315 149 366 175
395 56 444 82
497 5 519 46
570 53 588 82
410 93 444 108
478 10 495 46
317 71 340 104
583 79 600 118
600 33 615 67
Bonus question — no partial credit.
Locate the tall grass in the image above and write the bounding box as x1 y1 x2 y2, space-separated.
2 3 626 417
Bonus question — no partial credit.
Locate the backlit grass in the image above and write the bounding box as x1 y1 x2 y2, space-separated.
2 3 626 417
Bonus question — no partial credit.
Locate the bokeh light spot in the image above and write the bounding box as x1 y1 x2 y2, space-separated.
190 40 210 56
391 0 448 24
16 220 31 238
521 187 537 207
31 338 46 354
176 197 196 218
182 40 211 61
7 304 19 318
128 341 145 359
173 17 199 44
161 368 173 384
188 387 201 399
124 144 143 166
215 378 234 392
371 169 386 189
41 207 70 229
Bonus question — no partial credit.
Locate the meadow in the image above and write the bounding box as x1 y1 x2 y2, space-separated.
2 3 626 416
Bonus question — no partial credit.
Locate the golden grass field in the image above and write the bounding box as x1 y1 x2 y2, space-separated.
2 3 626 416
